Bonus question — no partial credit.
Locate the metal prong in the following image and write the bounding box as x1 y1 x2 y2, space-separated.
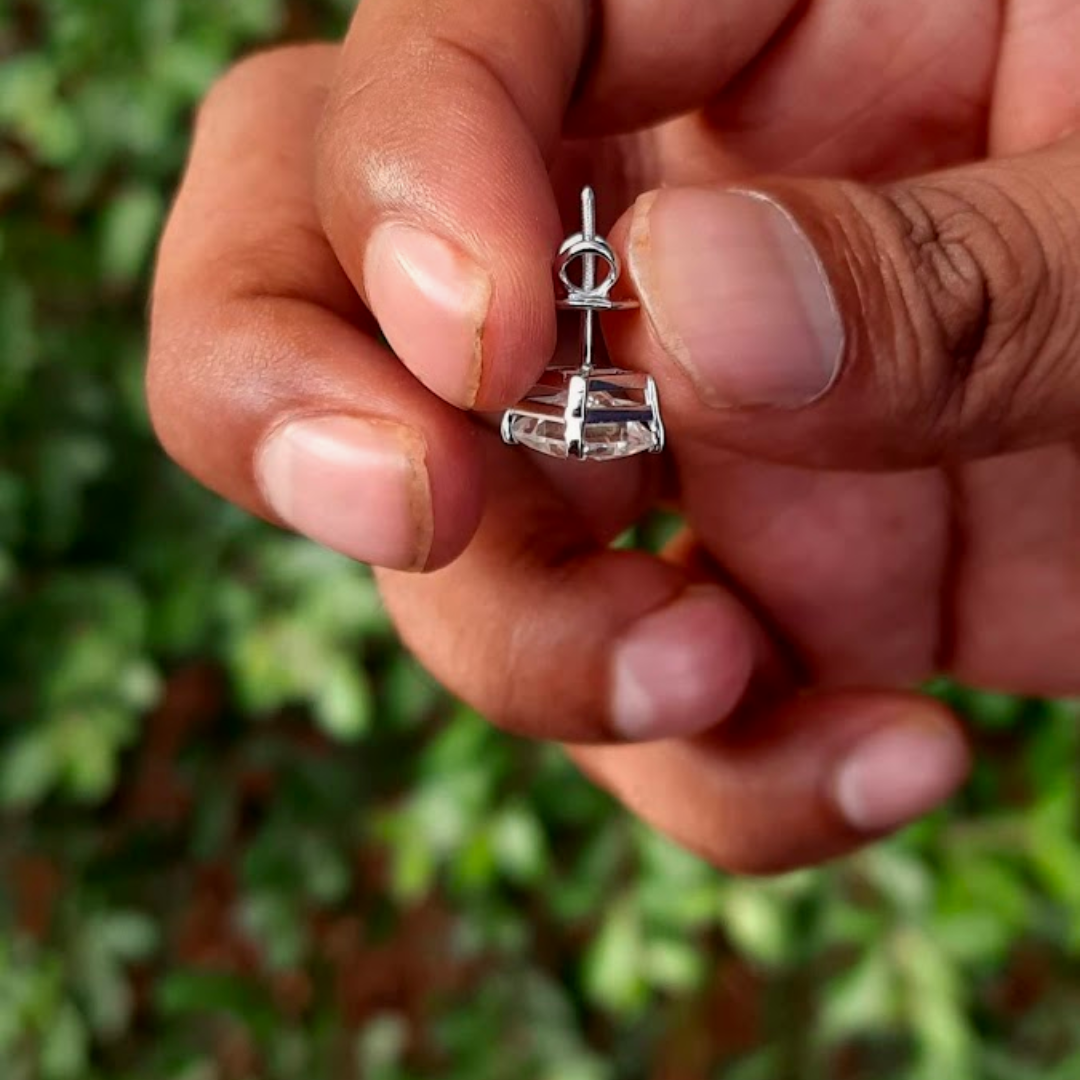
500 409 518 445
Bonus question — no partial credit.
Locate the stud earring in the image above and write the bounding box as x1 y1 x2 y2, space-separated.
500 187 665 461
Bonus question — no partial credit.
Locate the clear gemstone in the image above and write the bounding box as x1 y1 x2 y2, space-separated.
503 369 662 461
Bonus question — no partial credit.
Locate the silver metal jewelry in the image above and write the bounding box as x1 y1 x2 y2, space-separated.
501 187 665 461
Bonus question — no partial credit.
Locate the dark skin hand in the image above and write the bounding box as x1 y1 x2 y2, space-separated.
150 0 1080 872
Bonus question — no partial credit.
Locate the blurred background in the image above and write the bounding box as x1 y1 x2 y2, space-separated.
2 2 1080 1078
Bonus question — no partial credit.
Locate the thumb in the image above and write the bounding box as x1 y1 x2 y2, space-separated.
615 137 1080 468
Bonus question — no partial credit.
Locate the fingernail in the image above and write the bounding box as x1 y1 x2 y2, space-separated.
256 415 432 571
831 719 970 832
611 587 754 741
364 223 491 407
630 189 844 407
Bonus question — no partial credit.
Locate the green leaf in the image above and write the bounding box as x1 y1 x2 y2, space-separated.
0 733 61 808
97 912 159 962
312 659 373 742
40 1002 88 1080
719 883 792 968
387 829 436 904
490 804 547 885
642 938 706 994
0 55 81 164
99 185 164 284
820 951 898 1044
238 892 307 970
356 1013 409 1080
582 900 647 1015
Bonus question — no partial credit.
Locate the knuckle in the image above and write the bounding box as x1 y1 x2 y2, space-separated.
196 44 334 132
856 173 1076 452
205 223 353 312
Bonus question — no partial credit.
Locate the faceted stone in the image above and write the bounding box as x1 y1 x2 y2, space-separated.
502 369 663 461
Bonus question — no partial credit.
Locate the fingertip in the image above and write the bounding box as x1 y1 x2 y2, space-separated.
626 187 843 409
315 48 563 413
829 702 971 834
363 223 492 408
569 692 969 875
330 185 559 413
256 414 431 571
254 411 484 573
609 585 758 741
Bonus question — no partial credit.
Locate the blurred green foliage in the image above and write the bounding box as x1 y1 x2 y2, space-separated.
3 2 1080 1078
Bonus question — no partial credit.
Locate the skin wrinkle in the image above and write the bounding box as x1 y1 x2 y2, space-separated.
836 177 1043 456
820 182 938 445
891 174 1070 452
883 184 996 430
217 227 369 323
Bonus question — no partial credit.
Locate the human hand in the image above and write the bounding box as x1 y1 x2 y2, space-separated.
149 0 1080 872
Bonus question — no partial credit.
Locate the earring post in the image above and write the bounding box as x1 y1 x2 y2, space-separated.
580 187 596 373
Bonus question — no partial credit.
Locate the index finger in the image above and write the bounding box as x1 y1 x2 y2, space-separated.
315 0 582 409
315 0 800 410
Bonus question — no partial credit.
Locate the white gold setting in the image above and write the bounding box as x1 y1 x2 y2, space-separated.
501 187 665 461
